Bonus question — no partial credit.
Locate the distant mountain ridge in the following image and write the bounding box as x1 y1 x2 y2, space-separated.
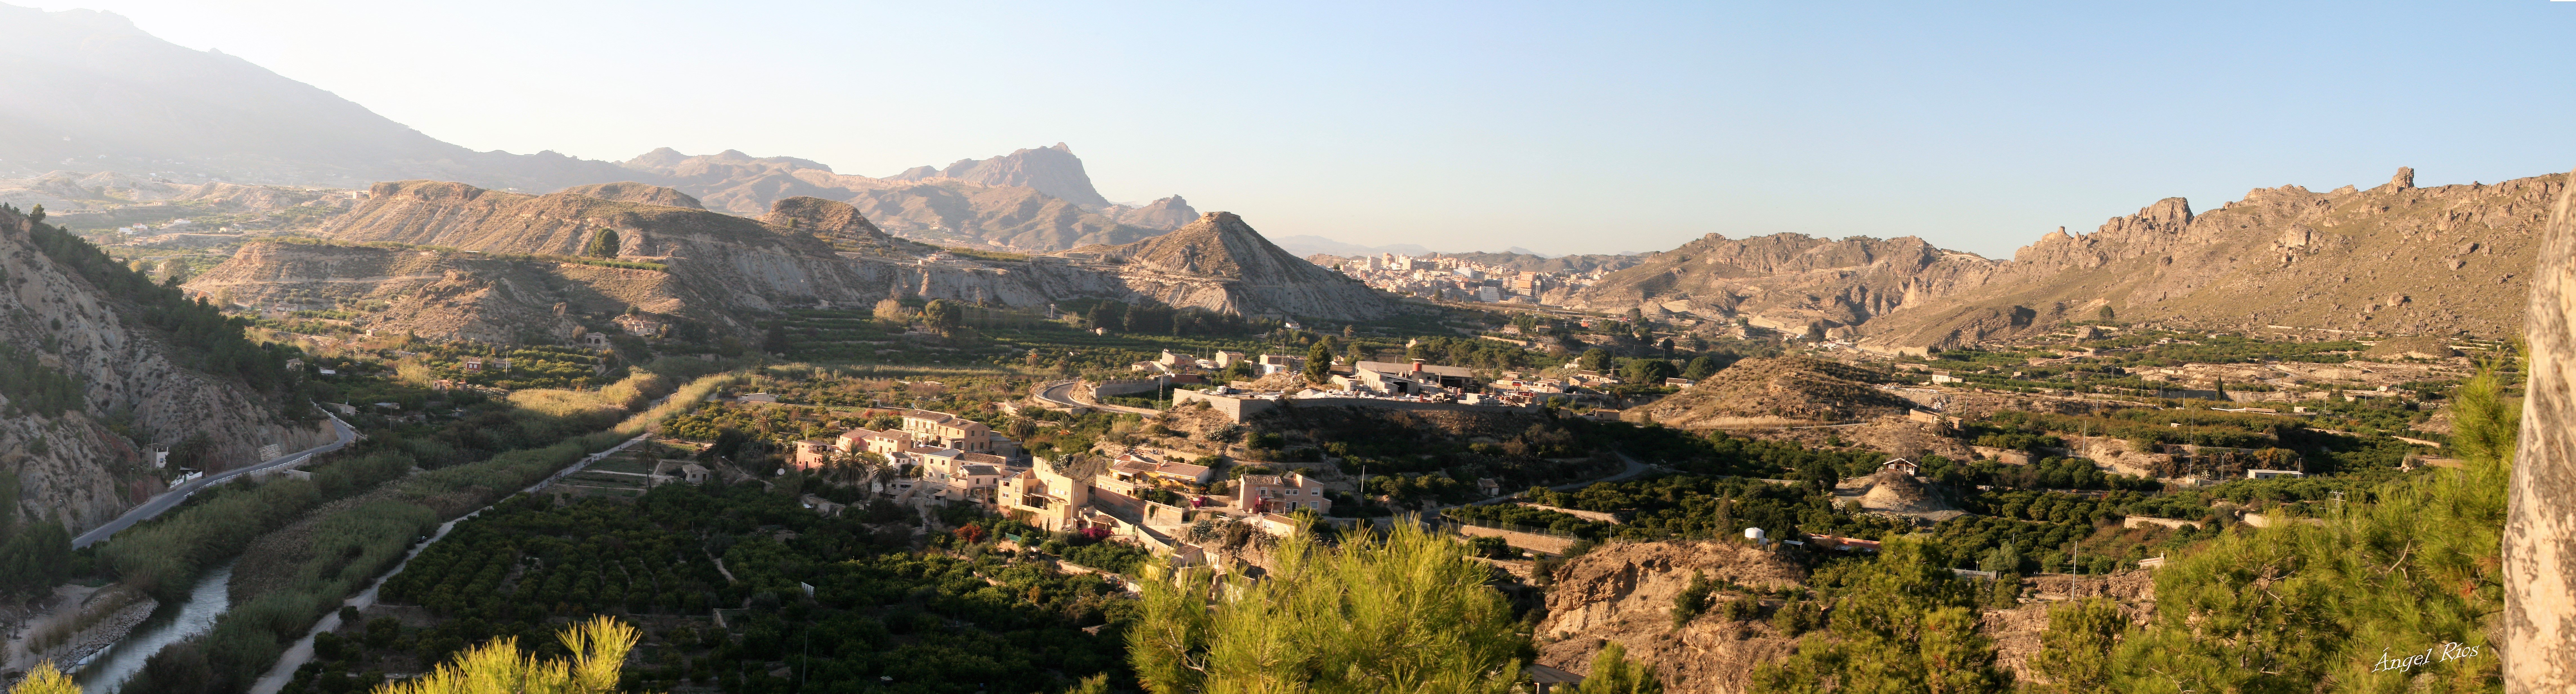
1575 167 2562 350
190 180 1405 342
0 3 634 190
884 143 1113 209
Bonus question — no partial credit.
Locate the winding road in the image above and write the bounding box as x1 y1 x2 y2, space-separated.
1034 380 1160 416
74 413 358 549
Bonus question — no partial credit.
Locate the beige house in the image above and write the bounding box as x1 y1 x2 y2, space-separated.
999 465 1094 532
902 409 997 453
1240 472 1331 514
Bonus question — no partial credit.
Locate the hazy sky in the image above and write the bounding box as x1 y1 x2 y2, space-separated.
31 1 2576 257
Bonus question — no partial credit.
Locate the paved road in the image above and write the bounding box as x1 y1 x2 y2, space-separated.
244 432 652 694
1032 380 1086 409
74 413 357 549
1034 379 1162 416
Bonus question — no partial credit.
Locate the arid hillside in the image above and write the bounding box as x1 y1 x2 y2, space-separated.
1861 168 2559 350
616 146 1188 251
1567 234 2000 339
1628 356 1912 428
0 206 331 534
1582 168 2563 351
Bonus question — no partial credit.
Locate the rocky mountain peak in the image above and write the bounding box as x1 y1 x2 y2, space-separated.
1108 194 1200 230
901 143 1114 209
2387 166 2416 191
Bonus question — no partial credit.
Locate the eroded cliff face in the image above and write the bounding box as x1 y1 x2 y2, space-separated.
0 208 329 534
1536 541 1809 694
1569 233 2002 339
186 241 721 341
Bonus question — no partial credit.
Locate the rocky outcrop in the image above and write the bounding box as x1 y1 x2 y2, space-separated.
845 180 1169 251
2506 165 2576 691
887 143 1114 209
1536 541 1809 694
0 206 330 534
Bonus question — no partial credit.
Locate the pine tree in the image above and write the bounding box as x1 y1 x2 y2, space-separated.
1305 339 1333 384
1579 642 1663 693
1130 520 1524 693
7 661 75 694
2032 598 2128 693
584 228 621 258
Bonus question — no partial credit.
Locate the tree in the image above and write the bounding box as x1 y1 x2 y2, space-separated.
1625 307 1645 325
1623 358 1678 385
1750 536 2010 694
2095 305 2115 322
1579 348 1611 372
762 324 790 355
7 661 75 694
26 205 42 226
2032 598 2128 693
1130 520 1525 693
583 228 621 258
373 616 638 694
1305 339 1333 383
873 298 911 323
922 299 963 335
1580 643 1663 694
1683 355 1723 380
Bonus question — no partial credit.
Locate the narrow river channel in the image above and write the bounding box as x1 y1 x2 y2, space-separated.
73 562 233 693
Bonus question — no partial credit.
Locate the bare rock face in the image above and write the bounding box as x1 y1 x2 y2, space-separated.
0 207 330 534
1536 541 1808 694
903 143 1115 209
2506 166 2576 692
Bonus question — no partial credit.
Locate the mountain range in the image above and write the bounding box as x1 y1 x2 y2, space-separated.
1568 167 2558 350
187 179 1404 343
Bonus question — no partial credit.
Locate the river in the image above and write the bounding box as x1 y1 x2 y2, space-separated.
73 563 233 693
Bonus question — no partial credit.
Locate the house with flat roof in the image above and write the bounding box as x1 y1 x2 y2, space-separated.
1239 472 1331 514
902 409 996 453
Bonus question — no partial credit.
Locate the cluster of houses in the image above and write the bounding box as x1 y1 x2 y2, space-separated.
1131 349 1305 377
773 405 1340 570
1330 253 1603 305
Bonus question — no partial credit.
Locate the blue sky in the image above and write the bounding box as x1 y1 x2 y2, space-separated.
35 1 2576 257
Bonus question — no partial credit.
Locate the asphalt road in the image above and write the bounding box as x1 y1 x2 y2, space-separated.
73 414 358 549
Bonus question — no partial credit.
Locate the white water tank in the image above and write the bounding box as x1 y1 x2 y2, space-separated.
1744 527 1766 543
